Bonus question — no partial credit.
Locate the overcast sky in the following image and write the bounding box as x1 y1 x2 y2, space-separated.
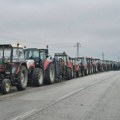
0 0 120 60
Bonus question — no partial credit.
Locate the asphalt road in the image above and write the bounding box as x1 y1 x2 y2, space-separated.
0 71 120 120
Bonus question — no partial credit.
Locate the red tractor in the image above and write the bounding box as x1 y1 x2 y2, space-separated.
92 59 100 73
86 57 94 74
25 48 55 86
78 57 89 76
54 52 73 80
0 44 28 94
70 58 81 78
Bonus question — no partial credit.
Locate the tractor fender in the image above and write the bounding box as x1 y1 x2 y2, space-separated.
26 60 35 69
16 62 28 75
67 62 73 69
75 65 80 72
44 59 51 71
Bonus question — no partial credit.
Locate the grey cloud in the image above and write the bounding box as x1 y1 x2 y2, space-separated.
0 0 119 60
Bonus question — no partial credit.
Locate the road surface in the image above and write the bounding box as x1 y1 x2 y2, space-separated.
0 71 120 120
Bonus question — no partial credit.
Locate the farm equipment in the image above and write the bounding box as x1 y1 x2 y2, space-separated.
78 57 93 76
25 48 55 86
86 57 94 74
77 57 88 76
97 60 104 72
92 59 100 73
70 58 81 78
54 52 73 80
0 44 28 94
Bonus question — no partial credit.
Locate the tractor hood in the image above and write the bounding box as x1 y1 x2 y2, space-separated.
26 60 35 69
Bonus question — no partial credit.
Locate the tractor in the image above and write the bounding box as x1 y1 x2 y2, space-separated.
97 60 104 72
78 57 93 76
92 59 100 73
77 57 88 76
54 52 73 80
0 44 28 94
86 57 94 74
24 48 55 86
70 58 81 78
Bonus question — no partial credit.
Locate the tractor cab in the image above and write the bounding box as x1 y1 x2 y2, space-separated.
70 58 81 78
54 52 73 80
25 48 47 69
0 44 28 94
25 48 55 86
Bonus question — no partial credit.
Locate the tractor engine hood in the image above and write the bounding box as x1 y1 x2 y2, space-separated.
26 60 35 69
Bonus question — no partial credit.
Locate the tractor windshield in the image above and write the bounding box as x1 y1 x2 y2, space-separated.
0 47 11 63
55 56 67 65
0 48 11 59
12 48 24 61
25 49 39 59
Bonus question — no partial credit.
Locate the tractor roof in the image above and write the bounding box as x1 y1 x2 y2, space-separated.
54 53 68 56
0 44 24 48
25 48 48 51
77 57 85 59
70 57 79 60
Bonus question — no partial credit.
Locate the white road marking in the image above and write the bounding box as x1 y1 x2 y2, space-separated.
10 109 37 120
56 87 84 102
10 82 100 120
90 82 98 86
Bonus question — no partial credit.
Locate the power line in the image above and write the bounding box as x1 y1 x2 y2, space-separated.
102 52 104 60
0 28 74 45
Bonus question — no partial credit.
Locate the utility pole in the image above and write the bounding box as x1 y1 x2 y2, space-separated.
118 57 120 62
74 42 81 57
102 52 104 60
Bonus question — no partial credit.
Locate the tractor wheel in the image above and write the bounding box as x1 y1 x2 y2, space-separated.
32 68 44 86
76 69 81 77
91 67 94 74
67 68 72 80
16 66 28 91
85 69 89 76
1 79 11 94
89 68 91 74
45 63 55 84
81 70 84 76
73 71 76 78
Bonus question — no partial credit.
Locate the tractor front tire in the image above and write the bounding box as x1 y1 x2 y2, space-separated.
45 63 55 84
67 68 72 80
16 66 28 91
76 69 81 77
1 79 11 94
32 68 44 86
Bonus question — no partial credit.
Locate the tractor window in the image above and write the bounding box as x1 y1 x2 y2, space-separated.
33 50 39 58
18 49 24 59
0 48 3 58
25 50 32 59
4 48 11 58
40 52 46 60
25 50 39 59
82 58 87 65
13 48 24 61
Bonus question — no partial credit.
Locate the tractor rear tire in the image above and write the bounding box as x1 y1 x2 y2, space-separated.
1 79 11 94
16 66 28 91
76 70 81 77
67 68 72 80
73 71 76 78
85 69 89 76
45 63 55 84
32 68 44 86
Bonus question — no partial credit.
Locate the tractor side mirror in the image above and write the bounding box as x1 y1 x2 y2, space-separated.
46 55 49 58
